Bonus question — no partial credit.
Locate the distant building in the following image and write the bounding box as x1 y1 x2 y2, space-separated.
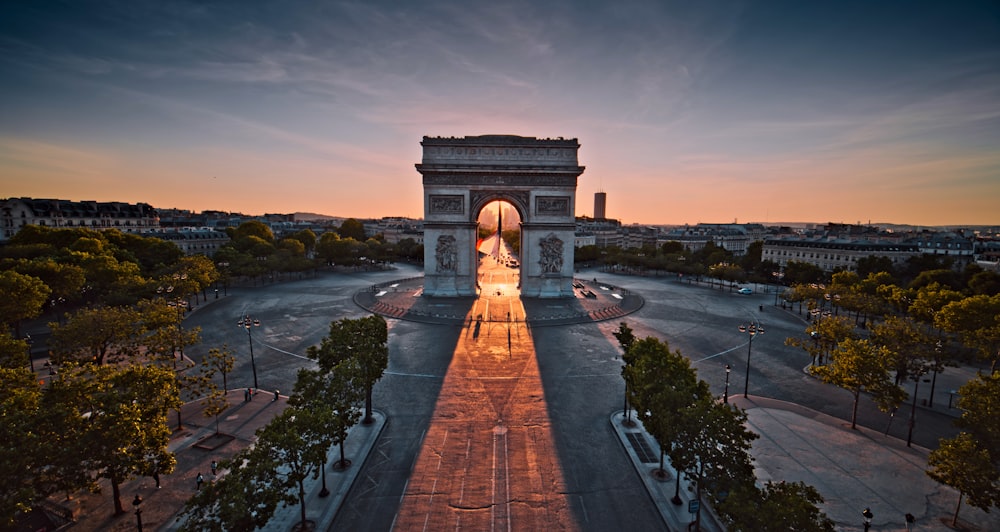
594 192 607 219
762 238 920 272
762 224 978 272
146 228 230 256
659 223 760 256
0 197 159 242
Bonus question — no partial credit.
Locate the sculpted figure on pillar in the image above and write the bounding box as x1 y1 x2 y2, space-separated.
435 235 457 273
539 234 564 274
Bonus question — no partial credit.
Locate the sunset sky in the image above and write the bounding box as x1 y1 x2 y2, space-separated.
2 1 998 226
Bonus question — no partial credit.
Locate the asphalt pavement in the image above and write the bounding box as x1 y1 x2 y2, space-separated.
28 266 1000 531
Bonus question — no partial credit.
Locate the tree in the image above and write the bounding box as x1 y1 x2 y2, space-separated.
228 220 274 243
48 305 143 365
0 332 29 369
179 444 285 532
720 480 835 531
0 270 50 337
953 372 1000 460
786 315 855 367
783 260 825 285
337 218 366 241
290 367 362 491
811 339 905 429
624 336 713 507
202 344 236 393
0 366 43 525
307 315 388 424
58 363 181 515
612 322 637 424
255 408 335 530
855 255 895 278
927 432 1000 527
288 229 317 254
936 294 1000 372
968 270 1000 296
9 259 85 310
925 372 1000 524
671 396 759 530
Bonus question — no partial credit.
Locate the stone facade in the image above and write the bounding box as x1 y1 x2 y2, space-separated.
0 197 159 242
417 135 584 297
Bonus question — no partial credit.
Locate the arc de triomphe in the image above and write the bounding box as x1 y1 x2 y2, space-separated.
417 135 584 298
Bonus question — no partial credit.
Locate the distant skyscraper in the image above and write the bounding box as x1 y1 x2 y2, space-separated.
594 191 607 219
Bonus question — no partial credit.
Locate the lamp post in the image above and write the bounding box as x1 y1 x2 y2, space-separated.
907 367 928 448
132 494 143 532
238 314 260 389
862 507 873 531
738 322 763 398
772 270 784 305
24 334 34 372
723 364 731 404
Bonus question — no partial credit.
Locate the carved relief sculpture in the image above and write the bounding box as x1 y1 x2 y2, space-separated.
429 195 464 214
538 233 564 274
435 235 458 273
535 196 570 216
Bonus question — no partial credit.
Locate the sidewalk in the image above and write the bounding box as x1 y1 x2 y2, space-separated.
43 390 385 532
612 397 1000 532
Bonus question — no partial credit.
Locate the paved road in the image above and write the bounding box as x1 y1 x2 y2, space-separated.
174 264 981 531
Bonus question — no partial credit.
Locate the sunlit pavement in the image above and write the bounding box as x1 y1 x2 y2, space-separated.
392 260 579 530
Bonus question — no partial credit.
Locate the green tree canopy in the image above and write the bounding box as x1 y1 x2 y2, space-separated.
0 270 50 335
307 315 388 423
811 338 905 429
936 294 1000 372
337 218 366 241
720 480 835 532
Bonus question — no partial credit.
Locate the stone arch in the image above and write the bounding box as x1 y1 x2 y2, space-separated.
417 135 584 298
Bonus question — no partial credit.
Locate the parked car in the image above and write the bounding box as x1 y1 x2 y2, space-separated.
737 287 753 295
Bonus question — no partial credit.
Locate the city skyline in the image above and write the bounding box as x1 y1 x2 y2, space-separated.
2 1 998 226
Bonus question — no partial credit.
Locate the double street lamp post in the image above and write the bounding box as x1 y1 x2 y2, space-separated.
132 494 143 532
738 323 764 398
723 364 731 404
238 314 261 389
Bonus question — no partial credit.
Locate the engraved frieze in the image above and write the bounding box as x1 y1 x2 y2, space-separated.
428 195 464 214
535 196 570 216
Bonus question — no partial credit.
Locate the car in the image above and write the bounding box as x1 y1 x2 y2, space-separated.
737 287 753 295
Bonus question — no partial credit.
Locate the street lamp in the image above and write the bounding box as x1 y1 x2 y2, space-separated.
238 314 261 389
738 322 763 398
24 334 33 372
132 494 143 532
907 366 929 448
862 507 873 531
723 364 731 404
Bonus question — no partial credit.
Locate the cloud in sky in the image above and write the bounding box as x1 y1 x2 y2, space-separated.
1 0 998 225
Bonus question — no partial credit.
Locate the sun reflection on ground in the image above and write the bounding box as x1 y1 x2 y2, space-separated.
392 256 579 531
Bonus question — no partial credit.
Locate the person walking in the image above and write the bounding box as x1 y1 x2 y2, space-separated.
211 460 218 476
196 473 204 490
273 389 279 401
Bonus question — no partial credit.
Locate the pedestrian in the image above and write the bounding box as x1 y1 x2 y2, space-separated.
248 388 253 401
244 388 249 402
273 389 279 401
153 470 160 489
196 473 204 490
211 460 218 476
